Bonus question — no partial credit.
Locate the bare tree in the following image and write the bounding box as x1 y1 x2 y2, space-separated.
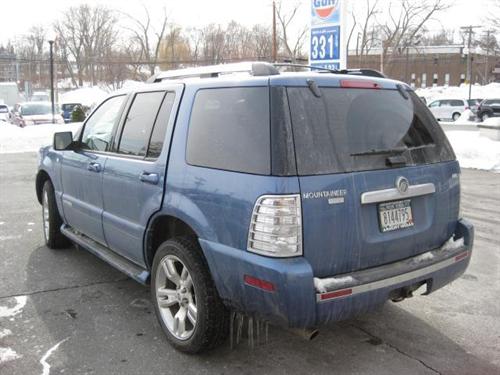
353 0 380 57
55 5 117 86
380 0 450 68
122 5 168 76
275 0 308 62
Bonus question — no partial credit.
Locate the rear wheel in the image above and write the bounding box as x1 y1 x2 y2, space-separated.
452 112 461 121
481 112 490 121
42 180 71 249
151 237 229 353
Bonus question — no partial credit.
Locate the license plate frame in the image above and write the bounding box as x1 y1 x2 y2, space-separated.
378 199 414 232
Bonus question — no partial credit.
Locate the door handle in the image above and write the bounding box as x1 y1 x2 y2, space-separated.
140 172 159 185
87 162 101 173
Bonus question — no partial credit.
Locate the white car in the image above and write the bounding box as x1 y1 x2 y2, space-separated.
11 102 64 127
0 104 9 122
427 99 469 121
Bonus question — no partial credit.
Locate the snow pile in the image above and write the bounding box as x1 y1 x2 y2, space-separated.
60 87 108 107
0 347 21 365
482 117 500 126
314 276 355 293
410 251 435 265
0 123 82 154
416 83 500 103
441 237 465 252
445 130 500 172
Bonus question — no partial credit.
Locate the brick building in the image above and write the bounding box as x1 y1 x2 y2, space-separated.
347 45 500 87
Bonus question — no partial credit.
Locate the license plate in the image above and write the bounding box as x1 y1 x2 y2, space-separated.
378 199 414 232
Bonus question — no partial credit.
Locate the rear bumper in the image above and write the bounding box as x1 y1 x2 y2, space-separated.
200 219 473 329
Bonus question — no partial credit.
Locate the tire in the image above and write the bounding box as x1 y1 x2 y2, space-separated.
151 237 229 353
452 112 461 121
481 113 490 122
42 180 71 249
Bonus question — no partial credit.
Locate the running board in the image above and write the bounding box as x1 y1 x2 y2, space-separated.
61 225 150 284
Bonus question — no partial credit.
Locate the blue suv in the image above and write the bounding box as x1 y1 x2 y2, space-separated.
36 62 474 353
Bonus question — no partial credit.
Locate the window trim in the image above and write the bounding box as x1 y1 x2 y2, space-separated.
185 86 272 176
113 90 167 159
77 94 128 153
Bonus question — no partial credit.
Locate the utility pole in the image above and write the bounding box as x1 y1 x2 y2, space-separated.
48 39 55 124
461 25 481 101
484 29 492 85
272 1 277 62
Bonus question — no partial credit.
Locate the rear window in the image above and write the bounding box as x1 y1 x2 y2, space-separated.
186 87 270 174
287 87 455 175
0 106 8 113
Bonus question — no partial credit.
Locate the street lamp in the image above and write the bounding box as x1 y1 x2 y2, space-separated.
48 37 55 124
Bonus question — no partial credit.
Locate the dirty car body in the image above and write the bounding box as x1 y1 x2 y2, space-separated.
36 62 473 350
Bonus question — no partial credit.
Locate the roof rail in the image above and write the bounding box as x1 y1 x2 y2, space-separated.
148 62 279 83
273 63 386 78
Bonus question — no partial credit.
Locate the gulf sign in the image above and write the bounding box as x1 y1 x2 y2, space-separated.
312 0 340 24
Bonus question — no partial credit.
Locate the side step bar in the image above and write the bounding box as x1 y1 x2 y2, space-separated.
61 225 150 284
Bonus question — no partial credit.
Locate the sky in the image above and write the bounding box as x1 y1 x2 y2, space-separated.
0 0 491 45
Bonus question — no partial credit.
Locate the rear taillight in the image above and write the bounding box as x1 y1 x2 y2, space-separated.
247 194 302 257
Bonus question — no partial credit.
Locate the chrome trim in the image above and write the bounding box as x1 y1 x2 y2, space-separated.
316 250 469 302
361 183 435 204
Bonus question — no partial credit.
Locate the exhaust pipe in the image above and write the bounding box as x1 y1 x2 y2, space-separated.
288 327 320 341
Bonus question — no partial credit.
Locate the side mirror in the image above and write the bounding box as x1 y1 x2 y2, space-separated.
54 131 75 151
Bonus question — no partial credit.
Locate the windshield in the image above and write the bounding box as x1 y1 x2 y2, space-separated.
62 103 78 111
0 106 8 113
21 103 52 116
286 87 455 175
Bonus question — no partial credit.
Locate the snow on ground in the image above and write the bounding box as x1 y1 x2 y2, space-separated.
416 83 500 103
445 130 500 172
1 121 499 172
0 123 82 154
60 87 108 107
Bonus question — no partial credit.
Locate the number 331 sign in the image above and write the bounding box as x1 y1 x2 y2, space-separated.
309 0 345 70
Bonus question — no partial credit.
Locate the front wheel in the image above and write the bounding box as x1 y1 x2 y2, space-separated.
42 180 71 249
151 237 229 353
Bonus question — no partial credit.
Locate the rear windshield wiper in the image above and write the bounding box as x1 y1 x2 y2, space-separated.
350 146 408 157
350 143 436 157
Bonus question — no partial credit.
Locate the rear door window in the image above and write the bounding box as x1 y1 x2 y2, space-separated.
287 87 455 175
117 91 165 157
449 100 464 107
147 92 176 159
186 87 270 174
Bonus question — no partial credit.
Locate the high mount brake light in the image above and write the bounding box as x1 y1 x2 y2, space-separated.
340 80 381 89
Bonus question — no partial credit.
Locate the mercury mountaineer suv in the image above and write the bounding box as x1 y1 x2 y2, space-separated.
36 62 474 353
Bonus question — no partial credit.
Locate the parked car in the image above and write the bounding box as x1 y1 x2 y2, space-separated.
61 103 82 123
0 104 9 122
11 102 64 127
476 98 500 121
427 98 469 121
36 62 473 353
467 98 483 116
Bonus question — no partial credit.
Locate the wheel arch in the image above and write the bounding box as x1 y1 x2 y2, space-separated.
36 169 51 204
144 214 200 270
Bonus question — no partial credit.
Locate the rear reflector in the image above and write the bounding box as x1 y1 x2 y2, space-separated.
319 288 352 301
340 80 381 89
454 251 469 262
244 275 276 292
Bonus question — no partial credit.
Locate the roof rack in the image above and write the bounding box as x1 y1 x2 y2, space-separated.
274 63 386 78
147 61 279 83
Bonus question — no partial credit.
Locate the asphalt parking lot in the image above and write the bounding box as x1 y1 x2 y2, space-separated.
1 152 499 375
